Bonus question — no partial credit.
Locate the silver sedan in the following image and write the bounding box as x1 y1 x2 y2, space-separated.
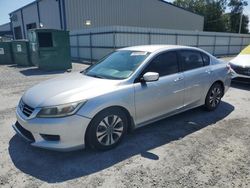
13 45 232 151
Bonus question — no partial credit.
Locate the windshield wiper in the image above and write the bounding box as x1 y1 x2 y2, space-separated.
87 74 105 79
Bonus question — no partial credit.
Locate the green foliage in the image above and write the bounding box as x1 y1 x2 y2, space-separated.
173 0 249 33
228 0 248 13
228 0 249 33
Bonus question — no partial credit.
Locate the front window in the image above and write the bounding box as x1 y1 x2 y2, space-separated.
143 51 179 77
84 50 150 79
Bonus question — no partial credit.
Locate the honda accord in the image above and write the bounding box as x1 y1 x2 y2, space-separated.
13 45 232 151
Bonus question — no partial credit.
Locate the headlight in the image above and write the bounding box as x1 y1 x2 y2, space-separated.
36 101 86 118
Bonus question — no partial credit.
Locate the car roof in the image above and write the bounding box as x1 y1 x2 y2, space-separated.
119 45 200 53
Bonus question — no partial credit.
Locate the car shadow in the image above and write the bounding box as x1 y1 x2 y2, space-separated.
7 64 68 76
8 64 30 68
8 101 234 183
231 80 250 91
19 68 68 76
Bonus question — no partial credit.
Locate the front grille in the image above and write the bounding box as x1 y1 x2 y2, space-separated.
233 77 250 83
15 121 35 142
230 64 250 76
19 100 34 117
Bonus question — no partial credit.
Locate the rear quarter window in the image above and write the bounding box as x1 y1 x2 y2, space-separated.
201 53 210 66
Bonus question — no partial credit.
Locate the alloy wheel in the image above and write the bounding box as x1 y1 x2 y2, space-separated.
209 86 222 107
96 115 124 146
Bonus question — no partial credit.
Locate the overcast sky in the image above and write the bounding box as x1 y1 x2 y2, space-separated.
0 0 249 31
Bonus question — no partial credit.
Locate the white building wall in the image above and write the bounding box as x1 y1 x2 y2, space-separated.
9 0 62 39
65 0 204 31
39 0 62 30
0 23 11 31
10 10 24 38
9 0 204 39
22 3 39 38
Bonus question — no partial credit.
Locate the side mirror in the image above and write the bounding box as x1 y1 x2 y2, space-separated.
142 72 159 82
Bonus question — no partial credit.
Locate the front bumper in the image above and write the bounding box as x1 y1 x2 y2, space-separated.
13 107 91 151
224 75 231 94
230 64 250 79
231 72 250 79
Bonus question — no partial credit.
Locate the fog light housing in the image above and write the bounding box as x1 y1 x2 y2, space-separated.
40 134 60 141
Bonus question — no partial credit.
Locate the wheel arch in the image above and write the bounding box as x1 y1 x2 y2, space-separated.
212 80 225 96
84 106 135 148
204 80 225 105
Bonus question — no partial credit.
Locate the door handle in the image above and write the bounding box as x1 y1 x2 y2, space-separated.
205 69 213 74
174 77 184 82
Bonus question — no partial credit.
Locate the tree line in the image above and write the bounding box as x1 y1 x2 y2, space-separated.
173 0 249 33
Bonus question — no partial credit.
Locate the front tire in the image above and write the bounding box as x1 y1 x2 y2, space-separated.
204 83 223 111
86 108 128 150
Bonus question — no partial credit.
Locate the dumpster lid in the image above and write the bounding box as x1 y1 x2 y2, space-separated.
29 28 69 33
12 39 29 42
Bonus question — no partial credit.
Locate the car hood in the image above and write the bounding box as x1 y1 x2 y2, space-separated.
230 54 250 68
22 73 121 108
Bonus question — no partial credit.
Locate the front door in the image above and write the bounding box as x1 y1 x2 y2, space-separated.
134 51 185 125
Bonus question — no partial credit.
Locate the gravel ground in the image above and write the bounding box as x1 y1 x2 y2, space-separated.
0 58 250 188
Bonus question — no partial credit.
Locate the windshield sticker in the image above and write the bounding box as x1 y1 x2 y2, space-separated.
131 52 148 56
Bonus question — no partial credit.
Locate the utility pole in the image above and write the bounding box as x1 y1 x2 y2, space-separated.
238 12 243 34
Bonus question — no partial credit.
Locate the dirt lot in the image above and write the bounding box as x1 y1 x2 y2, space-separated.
0 58 250 188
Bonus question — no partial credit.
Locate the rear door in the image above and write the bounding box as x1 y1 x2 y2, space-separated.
178 50 212 107
134 51 185 125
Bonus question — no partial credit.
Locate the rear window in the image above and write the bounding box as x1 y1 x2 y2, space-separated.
179 50 204 71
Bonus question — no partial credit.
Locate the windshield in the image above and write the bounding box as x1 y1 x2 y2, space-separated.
84 50 150 80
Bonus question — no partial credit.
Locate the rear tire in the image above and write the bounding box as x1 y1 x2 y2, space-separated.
86 108 128 150
204 83 223 111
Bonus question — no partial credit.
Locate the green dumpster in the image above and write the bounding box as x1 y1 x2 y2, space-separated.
28 29 72 70
12 40 32 66
0 41 13 65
